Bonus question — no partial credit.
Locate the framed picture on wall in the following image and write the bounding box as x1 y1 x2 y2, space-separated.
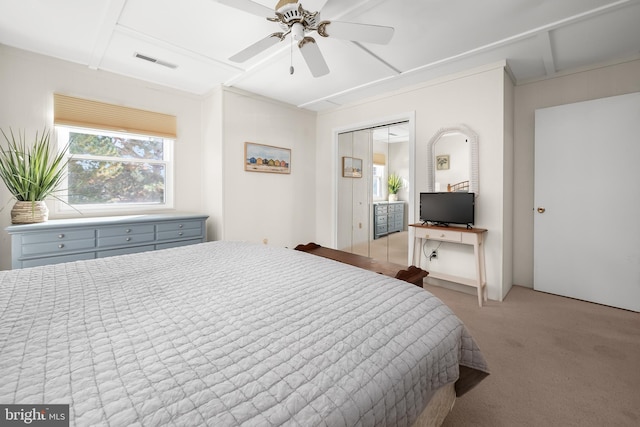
342 156 363 178
436 154 450 170
245 142 291 174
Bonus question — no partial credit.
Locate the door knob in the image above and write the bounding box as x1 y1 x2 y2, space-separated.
537 207 546 213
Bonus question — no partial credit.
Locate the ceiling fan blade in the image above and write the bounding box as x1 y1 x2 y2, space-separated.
214 0 274 18
301 0 329 12
299 37 329 77
318 21 394 44
229 33 285 63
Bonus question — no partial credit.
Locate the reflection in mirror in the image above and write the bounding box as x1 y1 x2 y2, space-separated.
434 133 469 192
337 121 410 266
426 124 479 194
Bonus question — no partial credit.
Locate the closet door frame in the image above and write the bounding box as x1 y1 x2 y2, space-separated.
333 112 416 264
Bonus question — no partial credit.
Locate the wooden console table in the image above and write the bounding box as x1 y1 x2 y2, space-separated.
294 242 428 288
409 224 487 306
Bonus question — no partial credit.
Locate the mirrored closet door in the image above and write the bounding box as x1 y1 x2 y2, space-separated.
337 122 410 264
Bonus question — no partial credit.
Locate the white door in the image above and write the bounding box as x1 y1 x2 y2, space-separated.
534 92 640 312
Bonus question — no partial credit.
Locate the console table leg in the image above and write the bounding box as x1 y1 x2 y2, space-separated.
411 237 420 268
474 240 486 307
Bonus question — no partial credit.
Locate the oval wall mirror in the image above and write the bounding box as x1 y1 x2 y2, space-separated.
425 124 479 194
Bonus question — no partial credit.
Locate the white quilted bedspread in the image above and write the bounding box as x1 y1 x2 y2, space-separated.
0 241 488 426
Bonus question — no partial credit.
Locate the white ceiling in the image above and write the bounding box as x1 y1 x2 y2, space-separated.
1 0 639 111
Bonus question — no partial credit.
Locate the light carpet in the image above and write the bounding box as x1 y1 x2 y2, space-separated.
425 284 640 427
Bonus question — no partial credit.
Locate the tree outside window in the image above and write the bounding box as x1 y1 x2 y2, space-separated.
56 127 173 211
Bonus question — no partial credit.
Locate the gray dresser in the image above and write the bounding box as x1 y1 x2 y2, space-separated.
373 202 405 239
6 214 208 269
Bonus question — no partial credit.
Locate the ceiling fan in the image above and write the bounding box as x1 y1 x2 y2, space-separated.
215 0 395 77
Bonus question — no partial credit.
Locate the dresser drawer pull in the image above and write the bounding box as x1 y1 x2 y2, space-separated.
126 237 132 242
58 244 64 249
178 232 184 236
58 234 65 239
178 224 184 228
125 229 132 233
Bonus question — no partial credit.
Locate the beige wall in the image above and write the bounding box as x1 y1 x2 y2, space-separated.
513 58 640 288
5 40 634 297
0 45 205 271
201 86 224 242
0 45 317 269
218 88 317 248
315 62 511 301
502 70 515 299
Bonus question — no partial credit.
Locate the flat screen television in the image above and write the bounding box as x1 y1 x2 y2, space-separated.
419 192 475 227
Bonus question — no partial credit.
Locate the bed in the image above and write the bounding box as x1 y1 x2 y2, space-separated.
0 241 488 426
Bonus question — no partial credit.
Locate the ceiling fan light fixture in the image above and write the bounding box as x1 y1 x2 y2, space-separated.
277 3 303 23
224 0 394 78
275 3 320 28
291 22 305 41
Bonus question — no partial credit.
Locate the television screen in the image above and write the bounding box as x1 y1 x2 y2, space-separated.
419 192 475 226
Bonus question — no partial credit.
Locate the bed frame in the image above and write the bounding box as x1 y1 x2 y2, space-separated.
294 242 428 287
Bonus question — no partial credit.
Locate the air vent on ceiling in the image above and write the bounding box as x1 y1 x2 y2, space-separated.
134 52 178 69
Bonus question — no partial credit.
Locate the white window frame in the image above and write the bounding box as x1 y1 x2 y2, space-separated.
372 164 384 200
55 126 174 214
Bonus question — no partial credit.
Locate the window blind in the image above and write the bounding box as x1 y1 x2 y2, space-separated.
53 94 177 139
373 153 386 165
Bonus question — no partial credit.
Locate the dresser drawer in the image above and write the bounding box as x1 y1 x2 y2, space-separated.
156 239 202 250
21 229 95 245
375 224 388 235
22 252 95 268
375 204 388 214
424 229 462 242
97 224 155 247
157 220 201 232
97 245 155 258
97 224 154 238
157 228 202 242
22 238 96 256
376 214 388 224
97 233 155 248
156 220 203 241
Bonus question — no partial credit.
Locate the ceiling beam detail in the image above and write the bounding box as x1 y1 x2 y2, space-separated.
115 25 242 71
538 31 556 76
298 0 635 109
351 41 402 74
88 0 127 70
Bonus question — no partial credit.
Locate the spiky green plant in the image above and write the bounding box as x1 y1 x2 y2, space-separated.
0 128 69 202
388 173 402 194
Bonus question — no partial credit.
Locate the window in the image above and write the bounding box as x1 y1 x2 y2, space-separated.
52 94 177 213
372 164 384 199
56 126 173 211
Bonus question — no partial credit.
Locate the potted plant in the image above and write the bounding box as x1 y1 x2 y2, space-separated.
0 128 70 224
388 173 402 201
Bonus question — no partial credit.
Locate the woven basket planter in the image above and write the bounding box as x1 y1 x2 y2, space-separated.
11 201 49 224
